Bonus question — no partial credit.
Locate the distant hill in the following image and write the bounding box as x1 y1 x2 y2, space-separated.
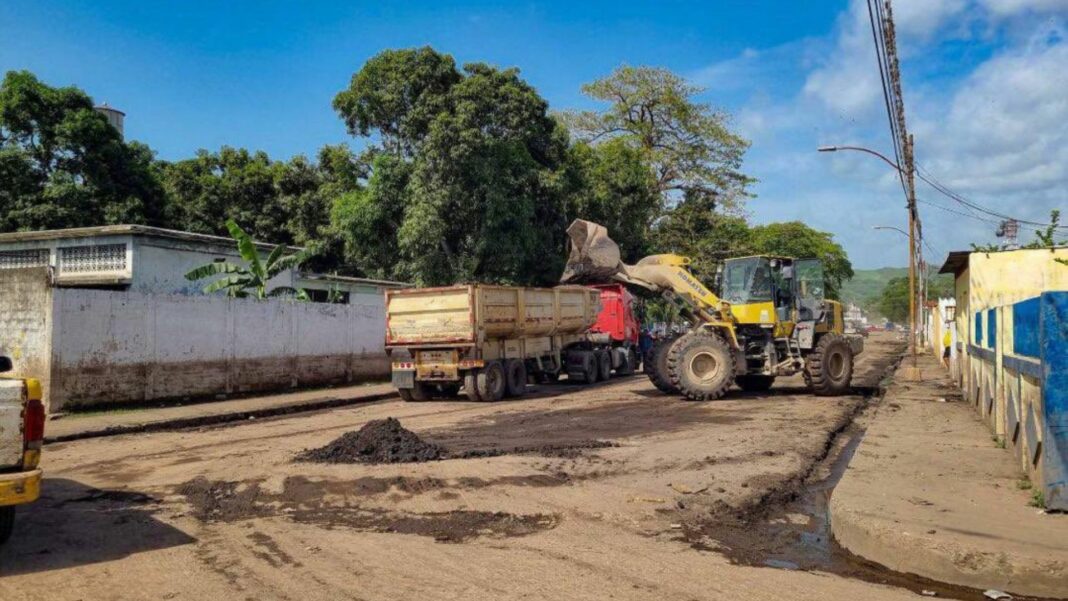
840 267 908 308
840 267 953 321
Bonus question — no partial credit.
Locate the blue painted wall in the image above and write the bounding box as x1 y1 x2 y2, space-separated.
987 309 997 349
1041 292 1068 510
1014 297 1041 358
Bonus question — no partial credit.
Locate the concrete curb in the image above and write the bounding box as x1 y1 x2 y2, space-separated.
45 391 395 444
829 354 1068 599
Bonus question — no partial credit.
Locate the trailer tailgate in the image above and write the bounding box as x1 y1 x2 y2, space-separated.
386 286 475 345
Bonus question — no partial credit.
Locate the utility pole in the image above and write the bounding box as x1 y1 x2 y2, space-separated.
882 0 922 369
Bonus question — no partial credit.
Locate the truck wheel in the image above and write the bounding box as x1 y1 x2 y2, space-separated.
806 334 854 396
568 352 597 383
398 382 431 402
505 359 527 398
0 506 14 545
616 348 635 375
735 375 776 392
667 332 735 401
476 361 506 401
464 370 483 402
595 350 612 381
645 335 681 394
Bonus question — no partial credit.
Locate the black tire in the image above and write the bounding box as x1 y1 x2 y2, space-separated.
436 384 461 399
645 335 682 394
0 506 14 546
616 348 635 376
806 334 854 396
595 350 612 381
476 361 506 401
735 375 776 392
464 370 483 402
397 381 431 402
667 332 735 401
505 359 527 397
568 352 597 384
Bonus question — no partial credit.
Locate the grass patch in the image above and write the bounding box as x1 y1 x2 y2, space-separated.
1029 489 1046 509
1016 477 1033 490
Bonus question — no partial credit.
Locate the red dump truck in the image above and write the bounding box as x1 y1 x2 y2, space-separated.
386 283 641 401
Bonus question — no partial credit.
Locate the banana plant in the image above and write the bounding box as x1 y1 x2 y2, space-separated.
185 220 311 300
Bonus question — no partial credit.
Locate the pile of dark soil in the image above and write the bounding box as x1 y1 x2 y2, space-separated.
298 417 445 464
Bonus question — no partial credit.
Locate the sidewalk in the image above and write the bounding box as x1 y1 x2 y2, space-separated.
45 382 397 443
830 352 1068 598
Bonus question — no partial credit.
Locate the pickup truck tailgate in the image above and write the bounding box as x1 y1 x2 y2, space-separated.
0 381 23 467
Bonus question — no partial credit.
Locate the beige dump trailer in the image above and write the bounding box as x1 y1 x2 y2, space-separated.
386 284 604 401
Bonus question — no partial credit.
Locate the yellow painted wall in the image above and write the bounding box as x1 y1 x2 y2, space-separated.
968 248 1068 311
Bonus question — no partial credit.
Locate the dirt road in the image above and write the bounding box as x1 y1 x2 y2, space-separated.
0 333 914 601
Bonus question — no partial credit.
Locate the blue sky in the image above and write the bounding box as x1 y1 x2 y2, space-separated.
2 0 1066 268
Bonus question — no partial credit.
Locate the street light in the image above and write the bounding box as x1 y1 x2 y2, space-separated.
819 144 921 369
872 225 909 237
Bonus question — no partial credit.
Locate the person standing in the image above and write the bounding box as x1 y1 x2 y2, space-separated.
941 327 952 368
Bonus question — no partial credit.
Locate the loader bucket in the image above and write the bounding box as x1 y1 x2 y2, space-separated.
560 219 624 283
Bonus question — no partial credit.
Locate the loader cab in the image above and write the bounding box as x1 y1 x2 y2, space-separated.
721 255 795 329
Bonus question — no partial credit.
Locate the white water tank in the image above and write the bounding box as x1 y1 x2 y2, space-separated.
94 103 126 139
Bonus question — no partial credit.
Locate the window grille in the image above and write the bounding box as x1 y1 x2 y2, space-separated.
0 249 50 269
58 244 128 274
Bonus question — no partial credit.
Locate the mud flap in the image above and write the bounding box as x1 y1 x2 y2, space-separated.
392 370 414 389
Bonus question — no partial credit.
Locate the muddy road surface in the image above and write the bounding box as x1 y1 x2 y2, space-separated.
0 334 919 601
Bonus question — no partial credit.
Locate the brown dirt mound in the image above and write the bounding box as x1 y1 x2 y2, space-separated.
298 417 445 464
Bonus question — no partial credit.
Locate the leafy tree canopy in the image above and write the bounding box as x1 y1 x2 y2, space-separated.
560 65 754 213
0 70 167 231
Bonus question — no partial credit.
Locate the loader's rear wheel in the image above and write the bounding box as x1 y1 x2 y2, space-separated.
667 333 735 401
735 375 776 392
504 359 527 397
398 381 431 402
645 335 681 394
806 334 854 396
595 350 612 381
477 361 506 401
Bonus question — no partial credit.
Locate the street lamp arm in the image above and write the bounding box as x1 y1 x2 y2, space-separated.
872 225 910 237
817 145 902 172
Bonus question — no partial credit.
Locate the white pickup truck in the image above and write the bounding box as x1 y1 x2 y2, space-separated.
0 355 44 545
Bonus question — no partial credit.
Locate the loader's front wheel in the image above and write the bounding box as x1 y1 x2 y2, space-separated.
645 334 681 394
806 334 854 396
667 333 735 401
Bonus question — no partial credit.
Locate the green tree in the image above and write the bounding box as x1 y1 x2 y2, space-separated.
0 70 168 231
748 222 854 300
185 220 308 299
651 189 753 286
877 272 954 325
560 65 754 213
332 46 461 156
331 48 572 286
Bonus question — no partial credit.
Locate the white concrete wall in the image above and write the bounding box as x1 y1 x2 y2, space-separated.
47 288 388 411
0 267 54 400
132 240 295 295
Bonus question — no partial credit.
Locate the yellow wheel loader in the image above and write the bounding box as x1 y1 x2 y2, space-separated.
560 220 863 401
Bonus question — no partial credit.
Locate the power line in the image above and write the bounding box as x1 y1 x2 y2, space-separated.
915 164 1068 232
865 0 909 202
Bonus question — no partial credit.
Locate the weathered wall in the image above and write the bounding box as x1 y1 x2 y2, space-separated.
0 268 54 398
48 288 388 410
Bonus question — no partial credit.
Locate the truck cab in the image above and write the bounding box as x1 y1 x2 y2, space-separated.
0 355 45 545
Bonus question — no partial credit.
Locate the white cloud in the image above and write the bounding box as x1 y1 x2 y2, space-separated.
978 0 1068 17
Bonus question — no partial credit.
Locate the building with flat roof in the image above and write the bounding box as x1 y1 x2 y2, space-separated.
0 224 406 300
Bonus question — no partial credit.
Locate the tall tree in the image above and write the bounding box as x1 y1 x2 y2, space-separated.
0 70 168 231
331 48 572 286
560 65 754 213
